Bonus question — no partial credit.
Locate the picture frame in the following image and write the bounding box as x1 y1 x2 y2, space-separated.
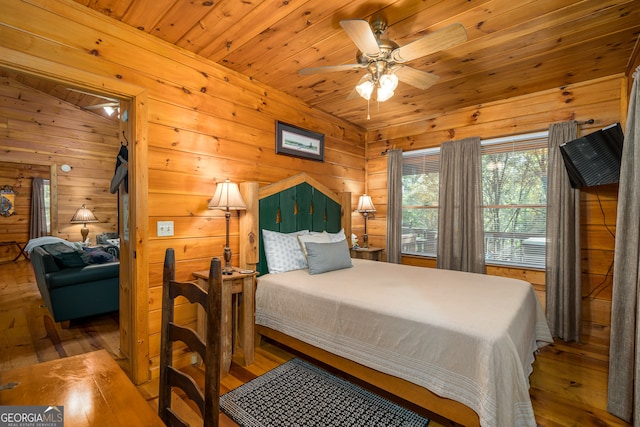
275 121 324 162
0 185 16 217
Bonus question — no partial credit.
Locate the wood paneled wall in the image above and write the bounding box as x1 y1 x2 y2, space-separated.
364 75 625 346
1 0 366 380
0 78 119 254
1 0 631 380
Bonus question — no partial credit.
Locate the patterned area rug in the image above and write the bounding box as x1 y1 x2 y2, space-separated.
220 358 430 426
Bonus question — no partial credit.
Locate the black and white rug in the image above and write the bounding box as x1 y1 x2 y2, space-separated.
220 358 430 426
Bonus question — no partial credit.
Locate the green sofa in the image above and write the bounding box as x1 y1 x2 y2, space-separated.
30 245 119 323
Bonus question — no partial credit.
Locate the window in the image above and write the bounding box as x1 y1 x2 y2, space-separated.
43 179 51 233
482 133 548 268
402 148 440 257
401 132 548 269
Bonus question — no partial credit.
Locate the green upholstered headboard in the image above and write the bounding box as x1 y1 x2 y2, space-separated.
257 174 345 275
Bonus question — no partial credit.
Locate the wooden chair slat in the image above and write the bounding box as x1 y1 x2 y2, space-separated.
159 248 222 427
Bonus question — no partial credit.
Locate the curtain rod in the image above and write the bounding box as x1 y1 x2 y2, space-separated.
576 118 595 125
381 118 596 155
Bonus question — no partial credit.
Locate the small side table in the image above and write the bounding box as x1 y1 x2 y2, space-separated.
0 241 28 263
192 268 257 375
350 246 384 261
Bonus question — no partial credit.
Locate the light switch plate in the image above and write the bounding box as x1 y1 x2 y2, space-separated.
157 221 174 237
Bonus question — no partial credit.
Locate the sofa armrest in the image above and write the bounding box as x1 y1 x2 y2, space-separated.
31 246 60 273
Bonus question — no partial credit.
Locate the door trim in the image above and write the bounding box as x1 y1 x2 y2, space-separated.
0 48 150 384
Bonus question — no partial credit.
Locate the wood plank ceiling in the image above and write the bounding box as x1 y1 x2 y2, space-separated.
39 0 640 130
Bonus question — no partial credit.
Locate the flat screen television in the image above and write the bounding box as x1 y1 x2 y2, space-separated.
559 123 624 189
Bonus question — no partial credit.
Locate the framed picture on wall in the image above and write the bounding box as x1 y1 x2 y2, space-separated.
0 185 16 217
275 121 324 162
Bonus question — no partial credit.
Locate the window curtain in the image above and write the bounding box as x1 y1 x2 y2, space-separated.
436 137 485 273
386 149 403 263
29 177 47 239
607 65 640 423
545 121 581 343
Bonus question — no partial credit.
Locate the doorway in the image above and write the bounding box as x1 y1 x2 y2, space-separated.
0 60 150 384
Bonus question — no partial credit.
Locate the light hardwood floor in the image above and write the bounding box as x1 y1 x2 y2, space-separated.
0 259 631 426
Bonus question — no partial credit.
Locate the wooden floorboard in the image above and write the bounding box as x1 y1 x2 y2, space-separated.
0 259 632 426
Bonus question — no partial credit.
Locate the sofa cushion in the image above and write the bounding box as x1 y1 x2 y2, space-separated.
42 243 86 268
45 262 120 289
83 247 117 264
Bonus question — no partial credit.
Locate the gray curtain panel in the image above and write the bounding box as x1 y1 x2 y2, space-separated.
608 66 640 423
436 137 485 273
386 149 403 264
545 121 581 343
29 177 47 239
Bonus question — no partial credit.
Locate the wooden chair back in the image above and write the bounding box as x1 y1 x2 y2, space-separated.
158 248 222 427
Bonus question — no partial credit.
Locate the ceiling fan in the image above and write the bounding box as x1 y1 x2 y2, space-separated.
299 17 467 105
66 87 120 115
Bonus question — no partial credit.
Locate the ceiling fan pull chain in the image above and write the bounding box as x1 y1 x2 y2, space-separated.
367 97 371 120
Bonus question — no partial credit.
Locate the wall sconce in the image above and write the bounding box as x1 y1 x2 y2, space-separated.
70 204 99 243
208 179 247 274
356 194 376 248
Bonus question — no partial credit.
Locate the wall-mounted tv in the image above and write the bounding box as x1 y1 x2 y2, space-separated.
559 123 624 189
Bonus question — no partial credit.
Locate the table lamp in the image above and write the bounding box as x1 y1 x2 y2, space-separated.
70 204 99 243
356 194 376 248
208 179 247 274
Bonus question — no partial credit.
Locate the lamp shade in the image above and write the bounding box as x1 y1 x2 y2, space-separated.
208 179 247 211
70 204 99 224
356 195 376 213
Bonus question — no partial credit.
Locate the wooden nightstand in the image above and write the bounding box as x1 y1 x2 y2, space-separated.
192 268 257 374
350 246 384 261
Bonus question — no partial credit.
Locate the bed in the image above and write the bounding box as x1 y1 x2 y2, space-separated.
240 174 553 427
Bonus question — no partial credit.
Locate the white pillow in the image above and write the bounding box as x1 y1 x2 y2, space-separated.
297 233 332 257
309 228 347 242
262 229 309 274
327 228 346 242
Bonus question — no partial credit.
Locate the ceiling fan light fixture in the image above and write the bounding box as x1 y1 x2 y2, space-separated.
380 73 398 91
377 86 394 102
356 79 374 100
103 105 117 116
376 73 398 102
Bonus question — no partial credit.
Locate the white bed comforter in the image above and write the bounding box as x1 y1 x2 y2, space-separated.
255 259 553 427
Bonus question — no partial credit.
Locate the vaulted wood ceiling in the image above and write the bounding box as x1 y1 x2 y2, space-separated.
51 1 640 129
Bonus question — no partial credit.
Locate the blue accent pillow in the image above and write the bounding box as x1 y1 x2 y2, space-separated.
304 239 353 275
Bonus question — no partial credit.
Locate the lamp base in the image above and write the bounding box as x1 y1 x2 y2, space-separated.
223 246 233 275
80 227 89 243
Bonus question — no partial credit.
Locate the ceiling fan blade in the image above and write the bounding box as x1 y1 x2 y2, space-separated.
391 23 467 63
347 86 360 100
298 64 364 75
340 19 380 55
394 66 440 90
84 102 119 110
66 87 118 103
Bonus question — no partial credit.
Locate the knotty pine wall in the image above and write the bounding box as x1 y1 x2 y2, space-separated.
1 0 365 380
0 78 119 258
365 75 625 347
2 0 632 380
